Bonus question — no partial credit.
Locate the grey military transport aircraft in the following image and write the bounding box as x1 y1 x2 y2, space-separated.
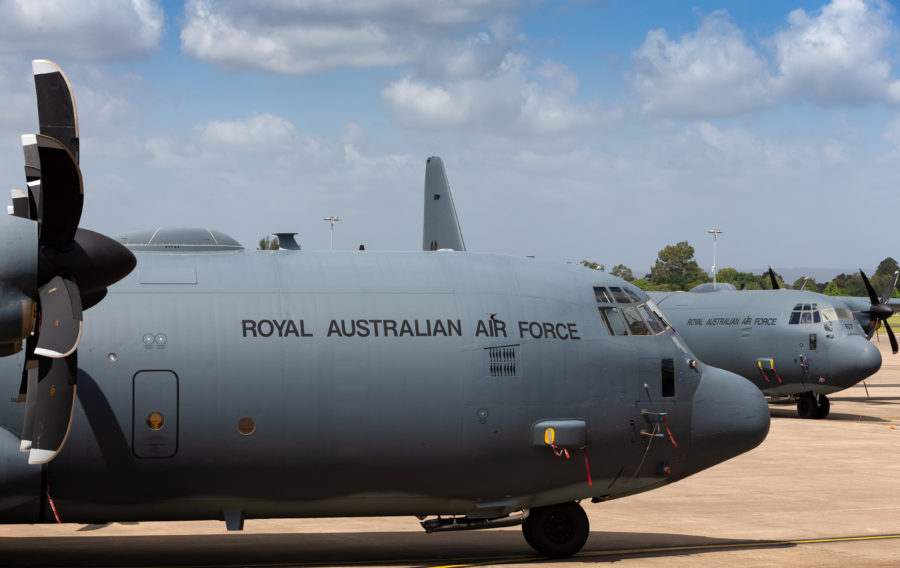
422 158 883 421
0 61 770 559
649 285 882 419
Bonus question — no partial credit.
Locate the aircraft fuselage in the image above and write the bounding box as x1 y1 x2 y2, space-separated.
1 250 769 525
651 288 881 398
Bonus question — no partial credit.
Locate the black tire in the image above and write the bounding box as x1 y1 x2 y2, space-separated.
521 516 537 549
797 393 817 419
815 394 830 419
522 502 589 558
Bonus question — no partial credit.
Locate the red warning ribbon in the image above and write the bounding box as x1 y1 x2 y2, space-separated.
47 486 61 524
584 452 592 486
661 415 678 448
551 444 570 459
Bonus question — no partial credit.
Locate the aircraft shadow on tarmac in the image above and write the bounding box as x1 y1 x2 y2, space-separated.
769 407 889 421
0 530 794 567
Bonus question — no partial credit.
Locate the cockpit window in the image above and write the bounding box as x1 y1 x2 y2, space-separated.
624 287 642 303
607 286 632 304
594 287 669 337
594 286 615 303
638 303 665 334
789 303 821 325
621 307 652 335
835 307 853 321
646 299 672 330
599 307 628 335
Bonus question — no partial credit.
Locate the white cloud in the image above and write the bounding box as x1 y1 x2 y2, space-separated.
0 0 164 60
773 0 900 105
631 11 774 118
382 53 609 136
631 1 900 118
181 0 518 75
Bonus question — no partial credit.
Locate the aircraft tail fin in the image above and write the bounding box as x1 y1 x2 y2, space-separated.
422 156 466 252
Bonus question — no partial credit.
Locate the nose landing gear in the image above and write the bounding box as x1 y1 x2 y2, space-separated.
796 392 829 419
522 501 590 557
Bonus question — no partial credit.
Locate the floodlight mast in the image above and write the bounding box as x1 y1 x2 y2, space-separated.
708 228 723 286
323 216 341 251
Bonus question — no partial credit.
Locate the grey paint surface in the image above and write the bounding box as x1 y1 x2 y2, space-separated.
422 157 466 252
1 248 768 525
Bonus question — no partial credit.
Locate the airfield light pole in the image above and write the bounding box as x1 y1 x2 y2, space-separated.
708 228 722 286
323 216 341 250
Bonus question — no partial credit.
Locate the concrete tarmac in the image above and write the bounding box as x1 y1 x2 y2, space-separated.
2 341 899 567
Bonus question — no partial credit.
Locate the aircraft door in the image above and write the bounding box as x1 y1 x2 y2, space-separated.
132 370 179 458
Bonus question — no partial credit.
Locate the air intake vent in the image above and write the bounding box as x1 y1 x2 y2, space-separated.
486 345 518 377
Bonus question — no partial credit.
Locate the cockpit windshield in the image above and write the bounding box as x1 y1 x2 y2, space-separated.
789 303 822 324
593 286 670 337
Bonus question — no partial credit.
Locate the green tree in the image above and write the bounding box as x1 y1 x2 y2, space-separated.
716 267 766 290
610 264 633 281
827 272 867 296
258 236 280 250
648 241 709 291
792 277 816 291
630 278 652 291
824 281 843 296
580 260 605 271
875 257 899 276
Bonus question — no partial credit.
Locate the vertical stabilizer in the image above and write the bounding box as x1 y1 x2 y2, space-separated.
422 156 466 251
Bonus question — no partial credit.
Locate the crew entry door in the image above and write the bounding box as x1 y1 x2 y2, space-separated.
133 370 179 458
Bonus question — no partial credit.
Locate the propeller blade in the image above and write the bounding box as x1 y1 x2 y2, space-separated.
767 267 779 290
32 134 83 248
27 353 77 465
32 60 79 163
886 320 898 355
19 359 38 451
26 180 41 223
34 275 82 359
24 166 40 183
880 271 899 306
859 270 879 305
10 189 29 219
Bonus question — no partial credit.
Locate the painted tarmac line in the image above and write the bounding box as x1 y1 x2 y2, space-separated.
425 533 900 568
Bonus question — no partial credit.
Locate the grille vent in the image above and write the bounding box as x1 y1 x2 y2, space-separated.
486 345 518 377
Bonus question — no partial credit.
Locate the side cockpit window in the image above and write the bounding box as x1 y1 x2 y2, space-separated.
789 303 821 325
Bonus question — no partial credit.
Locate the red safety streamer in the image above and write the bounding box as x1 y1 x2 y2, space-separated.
46 486 61 524
661 416 678 448
584 452 592 486
551 444 570 459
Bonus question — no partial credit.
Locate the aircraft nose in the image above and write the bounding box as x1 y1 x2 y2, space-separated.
825 336 881 389
685 365 770 476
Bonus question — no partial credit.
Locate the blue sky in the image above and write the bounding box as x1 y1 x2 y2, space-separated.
1 0 899 278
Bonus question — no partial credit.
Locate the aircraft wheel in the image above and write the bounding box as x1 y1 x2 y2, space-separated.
522 502 589 558
796 393 817 419
815 395 830 419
